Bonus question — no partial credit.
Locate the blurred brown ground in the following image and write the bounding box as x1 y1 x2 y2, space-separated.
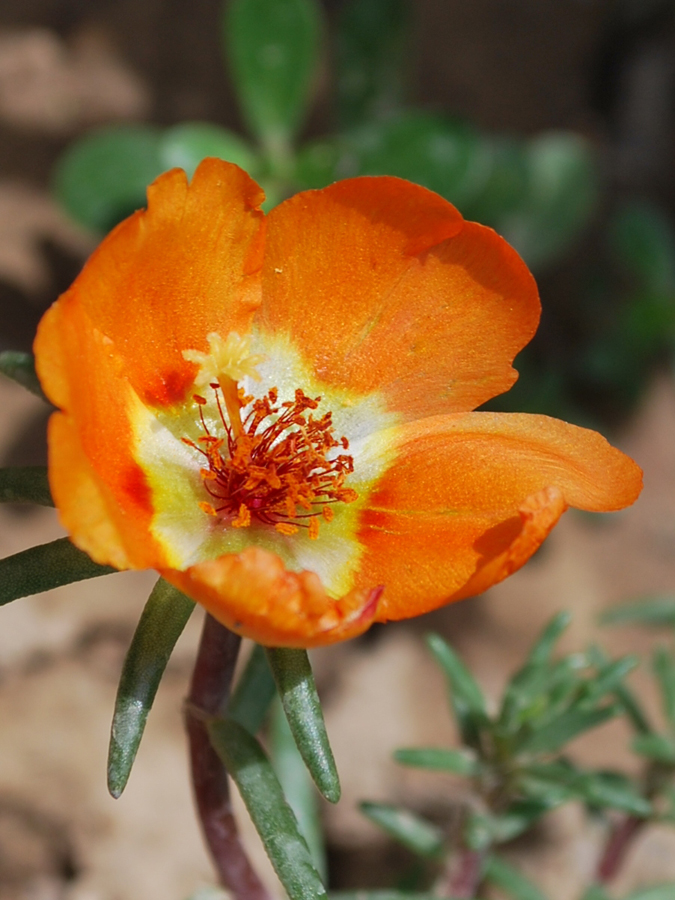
1 1 675 898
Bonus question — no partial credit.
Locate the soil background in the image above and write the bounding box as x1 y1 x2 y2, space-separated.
1 1 675 899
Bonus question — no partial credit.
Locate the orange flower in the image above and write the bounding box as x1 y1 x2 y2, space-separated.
34 159 642 647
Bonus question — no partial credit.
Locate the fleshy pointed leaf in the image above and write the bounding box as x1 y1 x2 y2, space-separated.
653 646 675 730
360 802 445 860
626 886 675 900
573 771 650 816
393 747 478 777
483 855 548 900
266 647 340 803
579 655 639 708
517 705 620 755
0 467 52 506
426 633 488 746
601 597 675 629
228 642 276 734
587 645 652 735
270 697 326 880
0 351 48 401
108 579 195 798
208 717 327 900
224 0 322 151
527 612 572 666
632 732 675 764
0 538 114 606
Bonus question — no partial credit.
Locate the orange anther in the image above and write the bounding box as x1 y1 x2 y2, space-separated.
275 522 299 536
308 517 320 540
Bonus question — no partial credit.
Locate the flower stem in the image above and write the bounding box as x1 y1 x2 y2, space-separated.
438 847 484 899
596 813 645 883
186 613 272 900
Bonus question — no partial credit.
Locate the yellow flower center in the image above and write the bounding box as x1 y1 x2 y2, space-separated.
182 336 358 540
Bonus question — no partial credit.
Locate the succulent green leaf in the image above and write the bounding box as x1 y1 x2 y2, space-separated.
228 642 276 734
359 802 445 860
632 732 675 763
270 697 326 880
498 131 599 271
527 612 572 666
53 124 163 232
0 351 48 401
335 0 410 128
159 123 259 180
224 0 322 152
330 894 438 900
601 596 675 629
393 747 478 776
0 538 115 606
609 200 675 296
572 771 650 816
517 705 620 755
625 886 675 900
265 647 340 803
579 655 639 708
653 646 675 730
0 467 52 506
107 579 195 798
483 855 548 900
580 887 610 900
426 633 488 746
587 645 652 735
208 717 327 900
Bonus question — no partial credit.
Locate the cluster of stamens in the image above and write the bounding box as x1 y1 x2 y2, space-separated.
182 383 358 539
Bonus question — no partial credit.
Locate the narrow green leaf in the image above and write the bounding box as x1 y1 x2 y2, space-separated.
208 717 327 900
573 771 650 815
0 538 115 606
626 885 675 900
270 698 326 880
601 596 675 629
587 645 652 734
53 124 162 232
359 802 445 860
0 467 52 506
581 886 610 900
632 732 675 763
527 612 572 666
228 643 276 734
335 0 410 128
579 655 639 708
393 747 478 777
159 123 259 180
483 855 548 900
517 705 619 755
0 351 48 401
224 0 322 152
108 579 195 798
330 894 439 900
426 633 488 746
609 200 675 296
466 799 558 849
266 647 340 803
653 646 675 730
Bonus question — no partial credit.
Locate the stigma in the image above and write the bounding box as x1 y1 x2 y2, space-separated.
182 335 358 539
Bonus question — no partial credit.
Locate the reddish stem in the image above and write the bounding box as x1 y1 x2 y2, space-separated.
186 613 272 900
439 848 484 899
596 814 645 883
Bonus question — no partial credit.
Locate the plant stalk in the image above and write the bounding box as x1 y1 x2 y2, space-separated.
186 613 272 900
596 813 645 883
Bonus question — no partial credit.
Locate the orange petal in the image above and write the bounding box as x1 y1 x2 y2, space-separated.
260 177 539 417
38 158 265 410
35 294 166 569
356 412 642 621
163 548 382 648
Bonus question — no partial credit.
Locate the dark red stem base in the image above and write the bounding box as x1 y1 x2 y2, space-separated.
186 613 272 900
